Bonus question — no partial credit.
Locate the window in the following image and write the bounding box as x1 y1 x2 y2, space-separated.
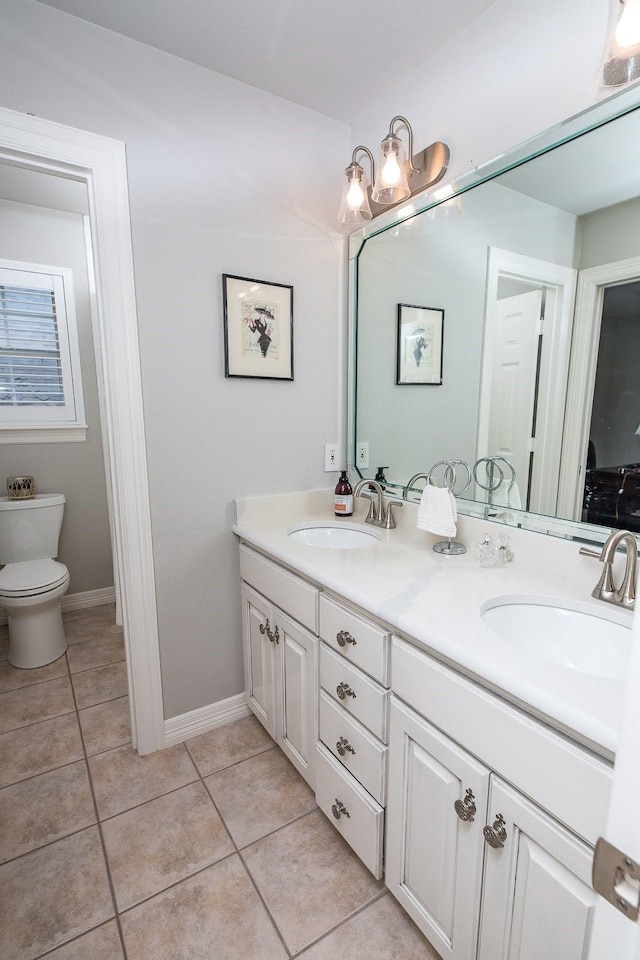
0 260 86 442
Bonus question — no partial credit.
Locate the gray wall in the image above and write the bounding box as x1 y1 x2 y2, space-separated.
0 197 114 595
0 0 347 719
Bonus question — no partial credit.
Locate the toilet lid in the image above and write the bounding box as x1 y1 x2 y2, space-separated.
0 559 69 596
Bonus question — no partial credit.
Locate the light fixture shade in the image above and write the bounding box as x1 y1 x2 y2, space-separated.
600 0 640 86
337 161 373 224
372 133 410 205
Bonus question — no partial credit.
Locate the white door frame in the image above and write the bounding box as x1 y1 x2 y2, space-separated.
0 106 165 754
478 248 576 515
558 256 640 521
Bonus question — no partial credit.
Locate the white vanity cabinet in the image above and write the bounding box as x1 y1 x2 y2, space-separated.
385 637 609 960
240 545 318 787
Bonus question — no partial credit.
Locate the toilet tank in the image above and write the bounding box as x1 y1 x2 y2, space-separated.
0 494 66 564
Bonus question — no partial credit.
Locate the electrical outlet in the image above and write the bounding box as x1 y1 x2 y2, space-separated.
357 442 369 469
324 443 341 472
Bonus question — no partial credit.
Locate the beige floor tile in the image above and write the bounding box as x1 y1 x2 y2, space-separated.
0 713 84 787
67 634 125 674
186 714 274 776
298 893 442 959
71 661 128 709
88 742 198 820
43 921 124 959
79 696 131 756
63 608 122 645
102 781 234 910
0 676 74 734
0 760 96 863
242 809 384 955
205 747 316 847
0 654 68 694
0 826 114 960
120 855 287 960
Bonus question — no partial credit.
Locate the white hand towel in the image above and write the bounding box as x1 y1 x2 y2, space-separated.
491 478 522 510
416 485 457 538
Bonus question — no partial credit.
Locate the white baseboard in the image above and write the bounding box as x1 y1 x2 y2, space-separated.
164 693 251 747
0 585 116 625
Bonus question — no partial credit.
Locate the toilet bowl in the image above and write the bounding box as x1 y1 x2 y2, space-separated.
0 495 70 669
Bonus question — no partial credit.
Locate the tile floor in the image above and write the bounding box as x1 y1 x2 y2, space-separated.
0 604 441 960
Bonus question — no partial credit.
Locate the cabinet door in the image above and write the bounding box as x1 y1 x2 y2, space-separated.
274 609 318 788
478 778 597 960
241 582 276 738
385 696 490 960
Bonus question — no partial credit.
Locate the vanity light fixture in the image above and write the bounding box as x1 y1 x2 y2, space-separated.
337 115 449 225
601 0 640 85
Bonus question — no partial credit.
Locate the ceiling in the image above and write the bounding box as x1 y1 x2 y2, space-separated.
35 0 499 124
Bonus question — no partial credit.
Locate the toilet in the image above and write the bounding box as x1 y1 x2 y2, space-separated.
0 494 70 669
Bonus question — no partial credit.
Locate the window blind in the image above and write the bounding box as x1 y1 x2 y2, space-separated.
0 283 65 408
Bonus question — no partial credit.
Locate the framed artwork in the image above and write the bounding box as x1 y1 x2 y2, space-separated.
396 303 444 385
223 274 294 380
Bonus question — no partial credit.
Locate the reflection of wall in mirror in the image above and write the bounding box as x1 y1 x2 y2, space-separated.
356 181 576 486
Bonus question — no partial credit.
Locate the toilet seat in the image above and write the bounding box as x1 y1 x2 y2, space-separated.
0 559 69 597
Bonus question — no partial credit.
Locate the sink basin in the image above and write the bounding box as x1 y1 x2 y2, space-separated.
480 595 631 680
287 522 380 549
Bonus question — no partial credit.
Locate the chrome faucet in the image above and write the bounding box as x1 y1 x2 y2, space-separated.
353 478 403 529
580 529 637 610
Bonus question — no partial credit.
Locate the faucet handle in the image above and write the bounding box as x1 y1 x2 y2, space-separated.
384 499 403 529
359 492 378 523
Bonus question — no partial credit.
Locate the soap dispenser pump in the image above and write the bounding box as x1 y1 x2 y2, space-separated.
374 466 389 490
334 470 353 517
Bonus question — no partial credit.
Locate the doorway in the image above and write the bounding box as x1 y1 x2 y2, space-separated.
0 106 164 754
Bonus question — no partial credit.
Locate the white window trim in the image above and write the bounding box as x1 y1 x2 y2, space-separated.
0 257 87 442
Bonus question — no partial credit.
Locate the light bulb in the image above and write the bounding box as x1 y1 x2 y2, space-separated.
616 0 640 48
347 177 365 208
382 150 401 186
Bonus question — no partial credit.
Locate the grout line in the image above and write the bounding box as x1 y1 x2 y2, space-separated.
289 888 390 958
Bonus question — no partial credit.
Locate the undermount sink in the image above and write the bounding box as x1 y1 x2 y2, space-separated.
480 595 632 681
287 522 380 549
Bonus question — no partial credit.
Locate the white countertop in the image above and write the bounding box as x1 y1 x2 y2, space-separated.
233 489 633 760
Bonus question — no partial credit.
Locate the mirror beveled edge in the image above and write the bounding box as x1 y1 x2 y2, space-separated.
346 83 640 547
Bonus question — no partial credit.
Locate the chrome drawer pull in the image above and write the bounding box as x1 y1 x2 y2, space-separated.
336 682 357 700
336 629 357 647
331 799 351 820
454 787 476 823
336 736 356 756
483 813 507 849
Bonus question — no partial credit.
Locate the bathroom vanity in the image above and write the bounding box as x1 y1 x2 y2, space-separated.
234 489 629 960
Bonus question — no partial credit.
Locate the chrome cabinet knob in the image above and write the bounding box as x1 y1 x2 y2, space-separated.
483 813 507 849
336 736 356 756
336 629 357 647
454 787 477 822
336 682 357 700
331 799 351 820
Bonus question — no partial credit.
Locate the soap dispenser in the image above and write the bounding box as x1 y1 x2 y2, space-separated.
334 470 353 517
374 466 389 490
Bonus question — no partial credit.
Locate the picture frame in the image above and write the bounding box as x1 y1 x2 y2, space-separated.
223 274 294 380
396 303 444 385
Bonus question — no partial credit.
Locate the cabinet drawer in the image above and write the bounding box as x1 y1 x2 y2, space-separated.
315 743 384 879
239 544 318 633
320 643 389 742
319 595 390 685
319 690 387 805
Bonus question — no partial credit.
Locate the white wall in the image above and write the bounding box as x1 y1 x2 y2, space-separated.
0 0 347 718
351 0 611 182
0 198 114 595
